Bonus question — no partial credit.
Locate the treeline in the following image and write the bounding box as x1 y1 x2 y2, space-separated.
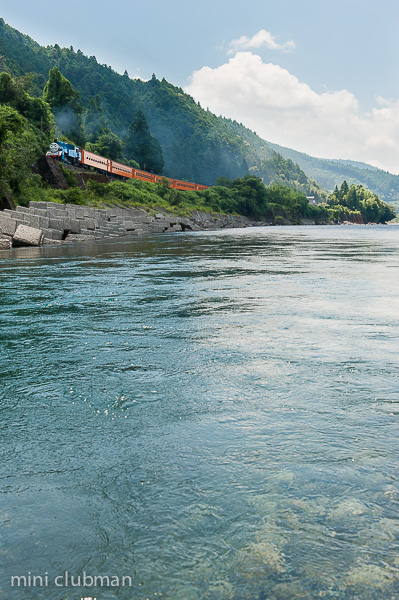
268 141 399 208
327 181 396 223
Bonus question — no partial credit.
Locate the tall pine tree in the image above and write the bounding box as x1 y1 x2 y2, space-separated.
43 67 84 146
124 110 164 174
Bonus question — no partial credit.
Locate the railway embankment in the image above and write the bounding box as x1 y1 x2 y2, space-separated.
0 201 260 249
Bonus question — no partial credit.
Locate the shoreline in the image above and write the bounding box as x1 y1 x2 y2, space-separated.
0 201 319 251
1 201 392 253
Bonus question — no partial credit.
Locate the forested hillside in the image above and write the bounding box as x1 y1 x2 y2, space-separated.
268 142 399 208
0 69 395 225
0 18 320 194
1 17 398 209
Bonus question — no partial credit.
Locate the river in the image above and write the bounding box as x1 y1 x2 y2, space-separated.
1 225 398 599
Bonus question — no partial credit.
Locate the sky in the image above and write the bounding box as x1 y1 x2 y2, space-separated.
2 0 399 173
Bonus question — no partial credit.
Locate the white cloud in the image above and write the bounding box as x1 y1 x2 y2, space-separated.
228 29 295 55
186 52 399 175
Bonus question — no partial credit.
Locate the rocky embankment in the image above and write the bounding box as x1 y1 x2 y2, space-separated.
0 202 255 249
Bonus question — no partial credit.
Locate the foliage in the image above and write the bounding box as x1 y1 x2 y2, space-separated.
60 165 78 187
124 110 164 173
0 103 24 144
326 181 396 223
0 72 53 144
43 66 84 145
0 18 317 191
268 141 399 209
87 131 124 160
43 66 80 111
0 107 44 198
16 173 328 225
1 18 398 214
83 94 107 142
0 75 54 198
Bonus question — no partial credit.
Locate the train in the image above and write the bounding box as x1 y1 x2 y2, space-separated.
46 140 209 191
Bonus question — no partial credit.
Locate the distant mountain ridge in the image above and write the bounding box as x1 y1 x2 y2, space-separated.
328 159 379 172
1 17 398 206
268 142 399 208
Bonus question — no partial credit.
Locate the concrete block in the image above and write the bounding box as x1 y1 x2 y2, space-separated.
48 218 65 231
72 206 85 217
20 213 41 228
148 223 165 233
166 224 183 232
83 207 95 218
38 216 50 229
30 208 49 218
42 228 63 240
123 221 136 231
47 208 67 219
128 208 149 218
84 218 96 230
0 214 17 236
154 220 170 228
15 206 30 214
29 201 48 209
43 239 63 245
70 220 81 234
62 217 72 231
13 224 43 247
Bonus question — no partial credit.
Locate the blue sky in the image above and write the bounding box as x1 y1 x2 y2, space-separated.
2 0 399 172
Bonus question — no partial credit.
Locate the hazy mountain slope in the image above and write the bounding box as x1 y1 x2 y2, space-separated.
0 18 322 193
2 17 396 205
268 142 399 207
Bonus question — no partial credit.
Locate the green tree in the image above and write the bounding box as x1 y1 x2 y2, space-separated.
88 131 124 160
43 66 84 145
0 104 42 199
124 110 164 173
326 181 395 223
83 94 108 142
0 103 24 145
0 72 53 147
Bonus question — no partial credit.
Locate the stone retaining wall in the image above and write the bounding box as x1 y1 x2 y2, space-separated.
0 202 255 248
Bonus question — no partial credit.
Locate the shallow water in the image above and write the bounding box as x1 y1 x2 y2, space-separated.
1 225 398 600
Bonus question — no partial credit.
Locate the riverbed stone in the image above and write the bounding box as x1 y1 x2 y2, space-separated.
13 224 43 247
0 236 12 249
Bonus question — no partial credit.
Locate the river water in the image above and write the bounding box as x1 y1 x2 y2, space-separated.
1 225 398 600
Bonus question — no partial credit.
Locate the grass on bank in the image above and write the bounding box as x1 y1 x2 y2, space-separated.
17 174 331 223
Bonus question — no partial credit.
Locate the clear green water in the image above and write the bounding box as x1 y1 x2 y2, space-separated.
1 225 398 600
